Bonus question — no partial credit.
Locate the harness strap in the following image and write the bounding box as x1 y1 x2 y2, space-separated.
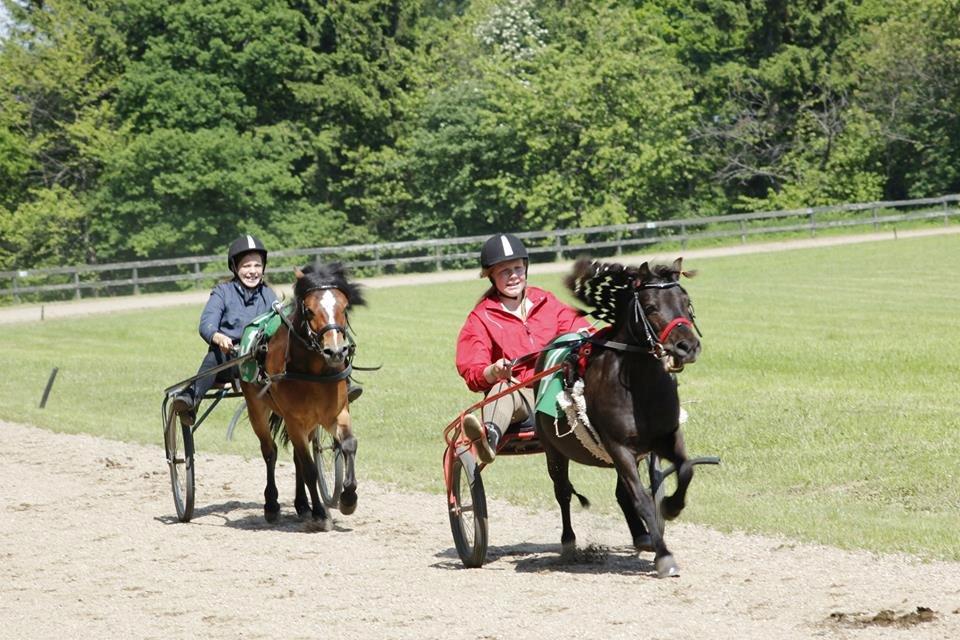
265 363 353 385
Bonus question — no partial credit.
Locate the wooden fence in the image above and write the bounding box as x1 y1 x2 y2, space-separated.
3 194 958 302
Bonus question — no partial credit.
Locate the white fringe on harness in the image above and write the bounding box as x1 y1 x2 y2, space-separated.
555 379 613 464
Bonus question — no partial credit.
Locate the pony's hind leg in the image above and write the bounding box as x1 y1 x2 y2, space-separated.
657 430 693 521
543 441 578 557
244 396 281 523
335 408 359 516
292 447 310 518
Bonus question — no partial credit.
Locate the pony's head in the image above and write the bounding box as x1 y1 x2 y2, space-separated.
567 257 701 371
293 261 365 367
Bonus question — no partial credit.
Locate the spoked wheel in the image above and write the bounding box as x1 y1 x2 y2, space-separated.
449 453 488 568
313 428 344 508
163 402 195 522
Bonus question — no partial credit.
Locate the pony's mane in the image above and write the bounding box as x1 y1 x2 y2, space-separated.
565 258 677 324
294 261 365 307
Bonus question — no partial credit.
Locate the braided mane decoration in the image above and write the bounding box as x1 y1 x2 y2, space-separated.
565 257 692 324
565 259 639 323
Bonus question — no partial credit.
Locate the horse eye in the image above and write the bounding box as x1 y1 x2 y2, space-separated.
644 305 658 315
303 307 314 320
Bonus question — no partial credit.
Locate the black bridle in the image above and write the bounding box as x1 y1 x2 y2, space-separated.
286 285 354 356
625 280 702 359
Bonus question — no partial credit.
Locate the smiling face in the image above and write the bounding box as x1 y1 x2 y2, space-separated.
234 251 265 289
491 258 527 299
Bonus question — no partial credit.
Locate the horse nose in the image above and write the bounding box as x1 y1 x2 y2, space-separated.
323 345 349 363
674 338 700 362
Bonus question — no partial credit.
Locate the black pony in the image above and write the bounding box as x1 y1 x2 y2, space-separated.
535 257 701 577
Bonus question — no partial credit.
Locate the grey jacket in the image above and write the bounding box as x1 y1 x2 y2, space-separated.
198 280 279 344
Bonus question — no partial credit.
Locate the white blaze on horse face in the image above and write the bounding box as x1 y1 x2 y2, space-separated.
319 289 343 348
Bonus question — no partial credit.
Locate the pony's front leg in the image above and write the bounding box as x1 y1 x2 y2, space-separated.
657 430 693 521
292 431 331 532
542 441 577 557
335 406 359 516
616 476 652 552
608 445 678 578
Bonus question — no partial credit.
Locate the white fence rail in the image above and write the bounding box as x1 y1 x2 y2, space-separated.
3 194 958 302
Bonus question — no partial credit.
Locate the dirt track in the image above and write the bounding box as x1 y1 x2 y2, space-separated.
1 420 958 639
3 227 960 639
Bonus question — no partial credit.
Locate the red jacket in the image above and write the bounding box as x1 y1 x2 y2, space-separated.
456 286 592 392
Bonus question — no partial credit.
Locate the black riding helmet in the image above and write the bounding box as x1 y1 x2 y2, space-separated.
227 234 268 272
480 233 528 270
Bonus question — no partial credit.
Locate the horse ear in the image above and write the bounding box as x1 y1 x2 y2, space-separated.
671 257 683 281
635 261 651 286
294 267 304 280
672 257 697 280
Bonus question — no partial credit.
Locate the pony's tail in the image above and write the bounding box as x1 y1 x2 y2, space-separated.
268 412 288 447
570 483 591 509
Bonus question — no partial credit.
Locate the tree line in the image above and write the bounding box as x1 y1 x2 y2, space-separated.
1 0 957 270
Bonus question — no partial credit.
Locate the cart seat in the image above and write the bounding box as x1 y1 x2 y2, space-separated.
496 415 542 456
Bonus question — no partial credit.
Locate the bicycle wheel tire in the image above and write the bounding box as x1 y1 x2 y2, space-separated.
164 404 195 522
313 428 344 508
448 453 488 568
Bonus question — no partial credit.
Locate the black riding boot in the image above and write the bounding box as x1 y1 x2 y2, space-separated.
171 389 196 427
347 379 363 403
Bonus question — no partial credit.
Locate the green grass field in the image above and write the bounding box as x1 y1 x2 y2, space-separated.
3 234 958 560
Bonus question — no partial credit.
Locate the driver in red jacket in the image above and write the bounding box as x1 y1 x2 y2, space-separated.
456 233 592 462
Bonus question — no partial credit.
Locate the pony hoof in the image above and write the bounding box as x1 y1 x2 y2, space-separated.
304 517 332 532
633 534 654 553
339 488 357 516
655 555 680 578
560 540 577 560
264 508 280 524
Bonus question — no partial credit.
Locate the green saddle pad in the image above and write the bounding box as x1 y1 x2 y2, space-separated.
238 304 290 383
534 332 582 419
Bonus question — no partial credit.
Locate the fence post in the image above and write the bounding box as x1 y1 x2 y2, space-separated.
808 209 816 237
615 230 623 256
739 220 746 244
73 269 81 300
435 245 442 271
873 206 879 230
554 235 563 262
680 223 687 250
132 267 140 295
12 273 20 304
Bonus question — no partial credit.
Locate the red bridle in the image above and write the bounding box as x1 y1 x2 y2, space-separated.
658 316 693 344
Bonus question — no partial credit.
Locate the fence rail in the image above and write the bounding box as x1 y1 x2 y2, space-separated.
3 194 958 302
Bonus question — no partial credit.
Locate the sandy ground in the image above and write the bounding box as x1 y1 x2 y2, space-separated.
3 227 960 639
1 419 958 640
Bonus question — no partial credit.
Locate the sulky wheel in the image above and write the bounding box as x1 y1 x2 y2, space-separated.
312 428 344 508
448 452 488 568
163 401 195 522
